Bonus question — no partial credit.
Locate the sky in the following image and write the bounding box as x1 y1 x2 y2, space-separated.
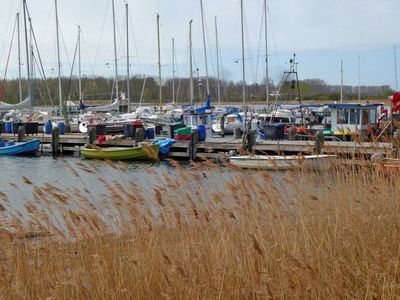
0 0 399 90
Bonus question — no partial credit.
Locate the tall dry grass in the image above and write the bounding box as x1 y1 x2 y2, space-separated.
0 159 399 299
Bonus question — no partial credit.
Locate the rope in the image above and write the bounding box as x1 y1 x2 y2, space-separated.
0 15 17 102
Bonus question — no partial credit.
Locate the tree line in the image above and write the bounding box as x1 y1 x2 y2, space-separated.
0 75 393 106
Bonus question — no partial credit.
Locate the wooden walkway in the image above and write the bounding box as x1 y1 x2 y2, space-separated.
0 132 393 160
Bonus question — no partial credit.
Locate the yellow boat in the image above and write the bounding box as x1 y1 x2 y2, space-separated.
80 143 159 161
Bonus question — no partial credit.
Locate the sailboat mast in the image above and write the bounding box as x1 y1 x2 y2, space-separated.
112 0 119 101
172 38 175 104
17 12 22 103
157 14 162 112
22 0 31 102
126 3 130 112
240 0 246 106
340 60 344 103
215 16 221 106
200 0 210 97
264 0 269 106
55 0 62 114
78 26 82 103
189 20 194 106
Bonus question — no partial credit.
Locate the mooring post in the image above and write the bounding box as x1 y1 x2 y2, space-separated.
17 126 25 142
247 130 255 153
135 127 145 146
315 131 325 154
233 127 241 139
88 127 97 145
220 116 225 137
288 125 297 141
189 129 198 161
51 127 60 158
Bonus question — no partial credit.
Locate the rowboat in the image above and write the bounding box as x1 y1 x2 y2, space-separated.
373 158 400 174
229 154 336 171
0 139 40 156
80 143 159 161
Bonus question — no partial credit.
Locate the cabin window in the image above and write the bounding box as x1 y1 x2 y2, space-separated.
349 109 360 125
361 110 369 125
201 116 208 125
337 108 349 124
369 109 377 124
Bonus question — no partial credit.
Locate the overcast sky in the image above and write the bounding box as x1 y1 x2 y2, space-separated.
0 0 399 90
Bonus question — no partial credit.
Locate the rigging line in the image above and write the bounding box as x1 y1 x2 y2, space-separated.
0 15 17 102
266 5 280 73
25 7 54 105
243 6 256 84
0 0 18 66
59 26 79 97
32 54 50 105
92 0 111 75
255 2 265 84
127 7 140 66
80 29 95 78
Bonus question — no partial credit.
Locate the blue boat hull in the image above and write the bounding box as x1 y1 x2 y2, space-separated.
0 140 40 156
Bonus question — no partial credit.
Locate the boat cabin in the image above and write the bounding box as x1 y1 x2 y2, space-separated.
327 103 381 135
183 112 213 128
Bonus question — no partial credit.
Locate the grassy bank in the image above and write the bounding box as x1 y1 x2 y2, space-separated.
0 161 399 299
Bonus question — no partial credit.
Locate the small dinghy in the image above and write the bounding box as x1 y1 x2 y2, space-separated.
80 143 160 161
0 139 40 156
229 154 336 171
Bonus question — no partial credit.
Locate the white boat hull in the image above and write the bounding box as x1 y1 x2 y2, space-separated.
229 155 336 171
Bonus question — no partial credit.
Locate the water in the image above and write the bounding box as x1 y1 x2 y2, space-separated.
0 155 168 207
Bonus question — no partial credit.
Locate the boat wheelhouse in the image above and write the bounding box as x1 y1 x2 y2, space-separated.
326 103 381 137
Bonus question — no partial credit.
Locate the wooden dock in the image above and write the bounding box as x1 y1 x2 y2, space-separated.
0 132 393 160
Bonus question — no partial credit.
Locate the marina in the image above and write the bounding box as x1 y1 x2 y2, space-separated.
0 0 400 298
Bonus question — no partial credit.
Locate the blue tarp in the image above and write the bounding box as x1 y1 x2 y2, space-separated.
151 138 176 155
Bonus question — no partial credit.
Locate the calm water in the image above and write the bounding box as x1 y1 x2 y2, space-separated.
0 155 302 213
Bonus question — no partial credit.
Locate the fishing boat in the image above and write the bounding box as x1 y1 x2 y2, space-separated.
0 139 40 156
80 143 159 161
229 154 336 171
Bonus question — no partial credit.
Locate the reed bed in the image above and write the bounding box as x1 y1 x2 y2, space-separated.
0 159 399 299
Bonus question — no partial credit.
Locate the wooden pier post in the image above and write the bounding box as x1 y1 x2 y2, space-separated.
51 127 60 158
288 125 297 141
233 127 241 139
189 129 198 161
220 116 225 137
88 128 97 145
315 131 325 154
135 127 145 146
17 126 25 142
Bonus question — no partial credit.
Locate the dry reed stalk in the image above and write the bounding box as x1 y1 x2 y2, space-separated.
0 159 399 298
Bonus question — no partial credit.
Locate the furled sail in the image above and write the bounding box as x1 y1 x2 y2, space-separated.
0 96 31 111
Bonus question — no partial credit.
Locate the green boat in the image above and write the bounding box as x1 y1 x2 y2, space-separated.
80 143 159 161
